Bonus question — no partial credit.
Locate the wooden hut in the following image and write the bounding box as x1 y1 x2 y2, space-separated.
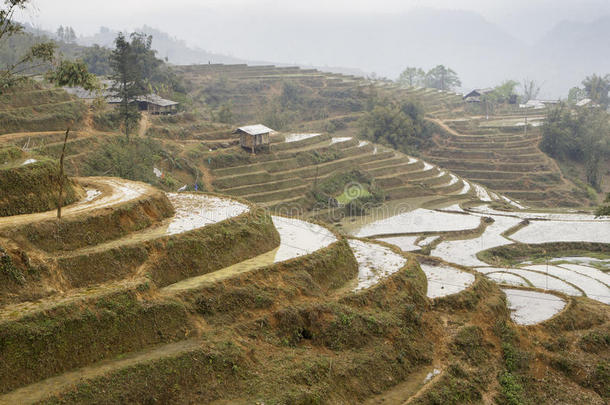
137 94 179 115
463 88 493 103
235 125 274 153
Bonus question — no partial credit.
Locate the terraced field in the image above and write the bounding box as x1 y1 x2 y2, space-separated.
0 82 87 135
0 175 463 404
347 201 610 325
0 64 608 404
207 134 484 212
422 115 583 207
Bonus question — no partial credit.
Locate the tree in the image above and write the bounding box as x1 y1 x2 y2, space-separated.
596 193 610 217
567 86 586 105
582 74 610 107
492 80 519 104
65 27 76 43
216 103 233 124
521 79 540 103
397 67 426 87
47 60 98 219
79 44 112 75
581 109 609 189
0 0 56 92
425 65 461 91
109 32 148 141
359 99 430 154
541 104 610 189
56 25 64 41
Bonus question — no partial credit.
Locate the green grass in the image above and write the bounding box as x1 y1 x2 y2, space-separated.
336 186 371 204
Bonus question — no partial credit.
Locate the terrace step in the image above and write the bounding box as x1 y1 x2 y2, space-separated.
221 177 306 196
366 160 425 177
243 184 310 203
0 338 203 405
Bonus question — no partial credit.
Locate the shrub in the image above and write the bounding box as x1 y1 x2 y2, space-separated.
82 137 163 183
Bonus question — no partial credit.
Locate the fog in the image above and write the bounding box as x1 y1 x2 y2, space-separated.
19 0 610 97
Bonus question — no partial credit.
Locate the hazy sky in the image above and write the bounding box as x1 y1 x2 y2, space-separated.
20 0 610 43
13 0 610 97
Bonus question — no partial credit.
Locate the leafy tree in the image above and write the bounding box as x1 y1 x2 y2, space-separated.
0 0 56 92
521 79 540 103
359 98 430 154
216 103 233 124
581 110 608 189
47 59 98 90
109 32 148 141
596 193 610 217
492 80 519 104
56 25 76 43
582 74 610 107
425 65 461 91
397 67 426 87
567 86 586 105
541 104 610 189
79 44 112 75
541 103 583 160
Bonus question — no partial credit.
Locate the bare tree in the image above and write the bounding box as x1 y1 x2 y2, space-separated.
521 79 541 103
47 60 98 219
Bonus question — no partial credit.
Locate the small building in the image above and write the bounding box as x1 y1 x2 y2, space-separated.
234 124 274 153
137 94 179 115
106 94 179 115
65 80 178 115
463 88 493 103
519 99 559 109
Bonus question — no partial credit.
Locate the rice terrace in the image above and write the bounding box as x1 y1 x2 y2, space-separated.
0 0 609 404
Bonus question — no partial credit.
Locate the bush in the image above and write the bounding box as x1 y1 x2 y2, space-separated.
92 109 121 131
358 98 430 155
82 137 163 183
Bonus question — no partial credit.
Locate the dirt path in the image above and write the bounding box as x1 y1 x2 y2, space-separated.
0 278 146 323
138 112 150 138
199 164 214 191
0 177 151 230
51 192 249 258
427 117 462 137
0 339 201 405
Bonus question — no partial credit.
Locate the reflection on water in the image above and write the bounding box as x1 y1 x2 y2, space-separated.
272 216 336 262
419 262 474 298
503 288 565 325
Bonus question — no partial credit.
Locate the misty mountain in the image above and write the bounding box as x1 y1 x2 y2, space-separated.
76 25 368 78
77 26 247 65
20 7 610 98
531 16 610 92
166 8 527 90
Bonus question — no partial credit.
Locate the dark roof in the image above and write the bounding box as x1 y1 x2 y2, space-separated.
463 88 493 99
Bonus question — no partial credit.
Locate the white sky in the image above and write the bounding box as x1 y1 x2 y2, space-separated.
21 0 610 38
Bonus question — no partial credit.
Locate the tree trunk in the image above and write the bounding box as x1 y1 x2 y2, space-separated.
57 127 70 219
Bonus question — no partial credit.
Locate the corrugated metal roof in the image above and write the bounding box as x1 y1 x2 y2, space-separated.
64 80 178 107
140 94 179 107
235 124 275 136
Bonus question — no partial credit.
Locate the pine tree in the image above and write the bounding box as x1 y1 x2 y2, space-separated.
109 33 146 141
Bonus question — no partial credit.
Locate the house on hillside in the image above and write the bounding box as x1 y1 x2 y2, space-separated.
106 94 179 115
463 88 493 103
65 80 179 115
235 124 274 153
137 94 179 115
